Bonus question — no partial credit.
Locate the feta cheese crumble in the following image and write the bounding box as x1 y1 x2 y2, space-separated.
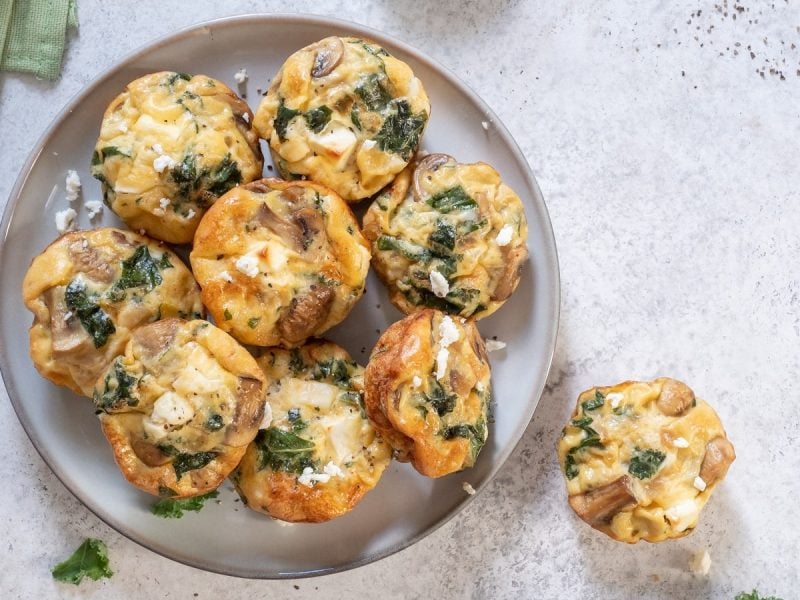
186 208 196 219
84 200 104 220
234 68 248 84
485 339 507 352
411 375 422 388
235 255 259 277
462 482 476 495
689 549 711 576
429 270 449 298
150 391 194 426
55 208 77 233
435 316 460 380
495 224 514 246
481 120 490 130
673 437 690 448
259 402 273 430
607 392 624 409
65 170 81 202
218 270 234 282
297 462 344 488
152 144 176 173
693 476 707 492
664 499 700 532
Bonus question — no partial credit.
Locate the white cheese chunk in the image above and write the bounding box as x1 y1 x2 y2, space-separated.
481 120 490 130
664 499 700 532
259 402 273 430
235 255 259 277
84 200 103 220
234 68 248 84
462 482 476 495
607 392 624 409
270 379 338 412
153 153 176 173
485 339 507 352
323 461 344 478
150 391 194 426
411 375 422 388
429 270 449 298
673 437 690 448
55 208 77 233
65 170 82 202
297 466 331 488
307 122 358 171
495 224 513 246
218 270 234 283
159 197 170 210
689 549 711 576
186 208 196 219
693 476 707 492
435 316 460 380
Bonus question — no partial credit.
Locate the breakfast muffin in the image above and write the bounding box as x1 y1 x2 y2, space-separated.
95 318 266 498
253 36 430 201
557 378 735 543
232 341 391 522
190 178 370 347
91 71 263 244
362 154 528 319
364 309 492 477
22 228 203 397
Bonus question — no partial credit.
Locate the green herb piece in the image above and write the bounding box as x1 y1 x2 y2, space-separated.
205 414 224 431
254 428 315 474
355 73 392 111
288 349 305 375
247 316 261 329
274 99 301 141
94 358 138 410
151 490 219 518
51 538 113 585
562 415 605 479
99 146 129 161
170 153 198 199
426 378 456 416
582 390 605 412
442 419 487 460
64 279 116 348
429 219 456 251
350 39 389 58
374 100 426 159
157 253 173 269
735 591 784 600
206 154 242 197
304 105 332 133
312 359 352 388
376 235 431 262
291 418 308 432
157 485 177 498
114 245 163 294
173 451 218 480
350 107 362 130
223 308 233 321
427 185 477 213
339 390 366 417
628 447 666 480
564 453 579 479
164 72 192 87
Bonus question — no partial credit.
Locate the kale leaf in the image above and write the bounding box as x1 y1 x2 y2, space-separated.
374 100 426 159
563 415 604 480
426 378 457 416
376 235 431 262
442 419 487 460
582 390 605 412
628 447 666 480
429 219 456 251
274 99 300 141
169 153 198 199
51 538 113 585
114 245 163 294
304 105 332 133
255 428 315 474
312 358 353 388
64 279 115 348
206 153 242 196
172 451 218 480
355 73 392 111
94 358 138 411
427 185 477 213
151 490 219 518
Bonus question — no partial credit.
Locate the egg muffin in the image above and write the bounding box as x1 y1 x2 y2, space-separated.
94 318 266 498
22 228 204 397
91 71 263 244
253 36 430 202
364 309 492 477
557 378 736 543
363 154 528 319
231 341 391 522
190 178 370 347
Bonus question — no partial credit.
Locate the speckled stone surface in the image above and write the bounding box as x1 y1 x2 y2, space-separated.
1 1 798 598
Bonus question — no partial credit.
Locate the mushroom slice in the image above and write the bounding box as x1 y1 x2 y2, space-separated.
224 376 265 446
490 244 527 301
412 153 453 202
255 203 305 253
699 436 735 485
276 285 335 345
568 476 637 526
656 378 695 416
68 239 115 283
311 37 344 78
132 439 172 467
132 318 179 358
44 287 93 357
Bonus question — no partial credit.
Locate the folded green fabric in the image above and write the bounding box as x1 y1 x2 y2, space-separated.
0 0 78 80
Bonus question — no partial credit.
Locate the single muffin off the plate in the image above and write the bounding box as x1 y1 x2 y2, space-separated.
190 179 370 347
232 341 391 523
362 154 528 319
94 318 266 498
253 36 430 202
22 228 203 397
557 378 735 543
364 309 492 478
91 71 263 244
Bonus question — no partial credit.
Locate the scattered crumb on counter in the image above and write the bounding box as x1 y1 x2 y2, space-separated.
462 482 476 495
689 549 711 576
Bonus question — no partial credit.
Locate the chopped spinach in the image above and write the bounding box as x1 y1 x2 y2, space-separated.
340 390 366 417
64 279 116 348
350 39 389 58
628 447 666 480
290 418 308 432
206 154 242 196
114 245 163 294
442 419 487 460
564 453 579 479
151 490 218 518
426 378 456 416
157 253 173 269
355 73 392 111
374 100 426 159
581 390 605 412
169 153 198 199
98 146 129 161
247 316 261 329
288 349 305 375
274 100 300 141
312 359 352 388
223 308 233 321
376 235 430 262
51 538 113 585
429 219 456 251
427 186 477 213
304 105 332 133
350 107 362 130
94 359 138 411
563 415 604 479
204 414 224 431
172 451 218 480
255 427 315 474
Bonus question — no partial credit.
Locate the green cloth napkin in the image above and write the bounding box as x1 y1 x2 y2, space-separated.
0 0 77 80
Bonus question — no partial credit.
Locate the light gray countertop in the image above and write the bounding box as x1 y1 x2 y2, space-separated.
1 1 797 598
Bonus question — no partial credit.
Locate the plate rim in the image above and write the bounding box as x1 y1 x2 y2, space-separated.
0 12 561 579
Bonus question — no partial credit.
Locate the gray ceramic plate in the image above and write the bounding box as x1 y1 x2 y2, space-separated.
0 14 559 578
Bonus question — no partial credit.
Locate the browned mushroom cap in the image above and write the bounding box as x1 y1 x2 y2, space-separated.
132 318 180 357
44 287 94 357
311 37 344 78
132 439 172 467
490 244 527 302
224 376 266 446
412 153 453 202
656 378 695 416
276 285 335 345
699 436 735 485
255 200 323 256
568 476 637 526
